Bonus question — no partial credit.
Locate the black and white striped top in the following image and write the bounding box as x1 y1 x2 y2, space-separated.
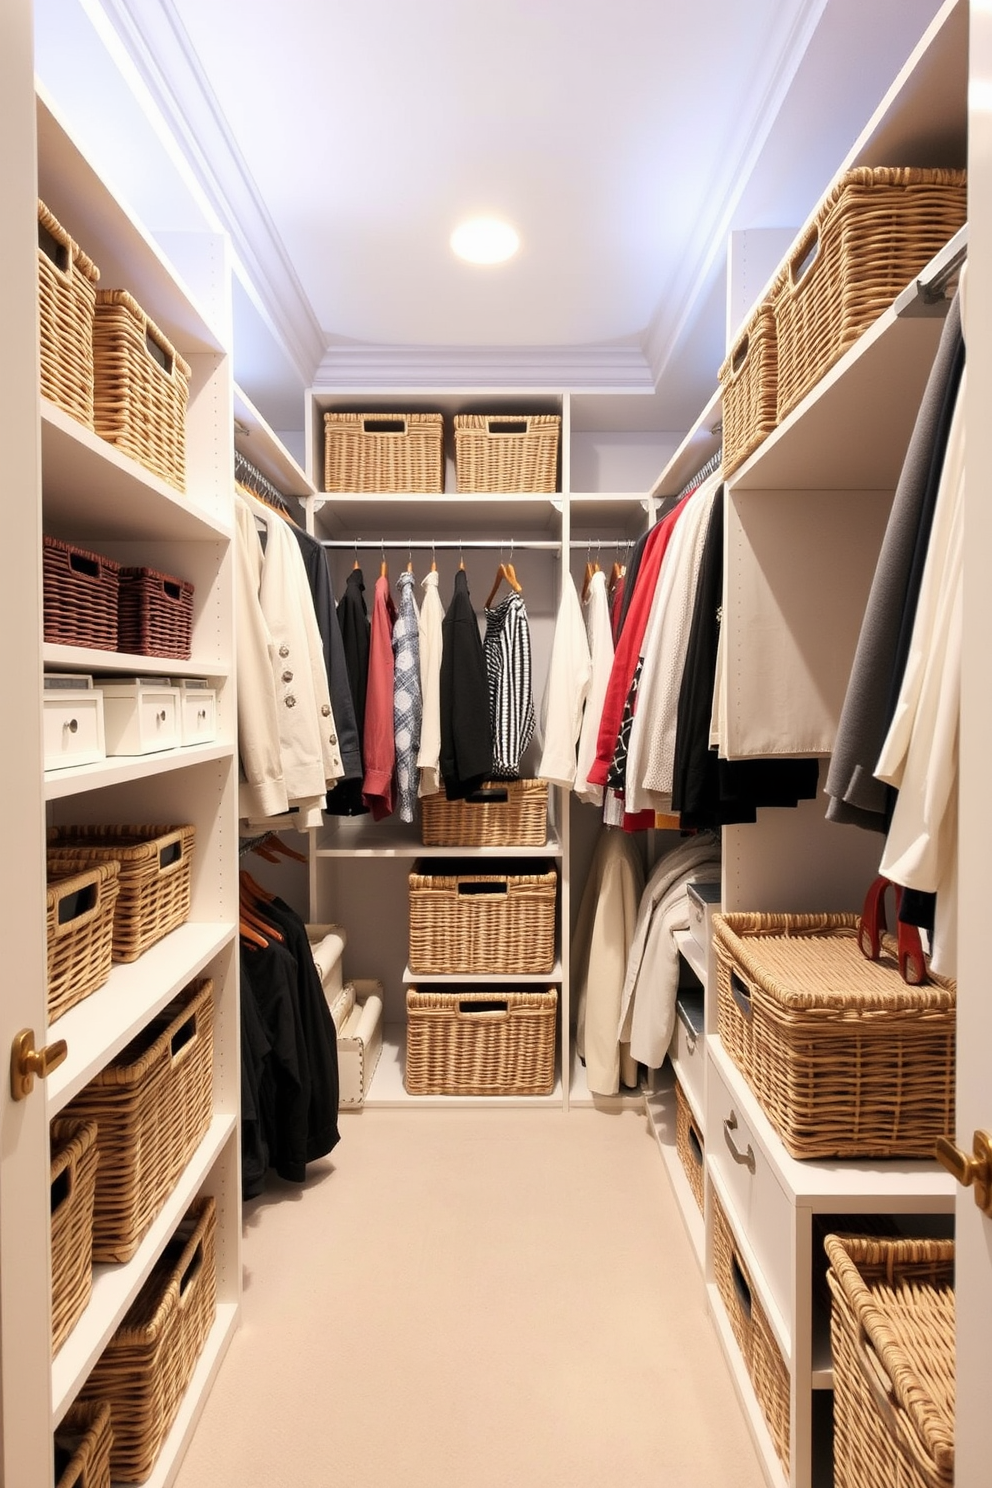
483 592 535 779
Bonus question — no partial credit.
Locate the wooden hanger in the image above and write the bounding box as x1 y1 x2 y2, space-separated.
250 834 308 866
239 917 269 949
581 545 601 603
485 560 522 610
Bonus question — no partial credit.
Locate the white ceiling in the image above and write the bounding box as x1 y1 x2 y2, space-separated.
34 0 944 438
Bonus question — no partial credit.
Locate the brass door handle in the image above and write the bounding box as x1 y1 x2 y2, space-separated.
10 1029 68 1101
935 1130 992 1216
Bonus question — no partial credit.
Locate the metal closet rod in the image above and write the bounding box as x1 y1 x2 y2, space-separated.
319 538 560 550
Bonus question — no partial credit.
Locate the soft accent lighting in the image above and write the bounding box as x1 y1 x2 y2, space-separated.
450 217 520 264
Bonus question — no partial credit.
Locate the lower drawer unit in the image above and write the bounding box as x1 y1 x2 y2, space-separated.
674 1078 704 1215
405 986 558 1096
44 676 105 770
711 1184 791 1479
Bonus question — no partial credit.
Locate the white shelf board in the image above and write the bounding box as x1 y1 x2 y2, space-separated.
41 401 230 543
51 1114 237 1421
650 386 722 498
315 493 562 540
674 927 707 986
706 1281 791 1488
134 1302 240 1488
567 1043 644 1110
567 493 654 538
708 1039 955 1209
403 963 563 985
234 384 315 499
36 88 225 356
44 645 229 680
44 742 234 800
358 1024 564 1108
644 1082 705 1270
314 820 562 857
47 922 236 1111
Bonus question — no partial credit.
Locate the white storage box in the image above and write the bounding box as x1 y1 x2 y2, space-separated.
98 676 181 756
307 923 347 1006
43 674 105 770
171 677 217 746
329 979 383 1108
687 879 722 955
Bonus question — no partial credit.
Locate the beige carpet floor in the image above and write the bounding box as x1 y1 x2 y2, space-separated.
174 1107 766 1488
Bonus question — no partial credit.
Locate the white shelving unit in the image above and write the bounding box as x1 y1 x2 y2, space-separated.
0 18 241 1477
647 5 966 1486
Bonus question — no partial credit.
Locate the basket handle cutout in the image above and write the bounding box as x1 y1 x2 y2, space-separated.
67 550 101 580
456 879 508 896
363 417 407 435
178 1238 204 1302
688 1124 703 1166
730 1254 752 1319
465 786 509 805
162 579 183 601
790 226 820 288
38 221 69 274
731 334 750 376
55 880 98 930
144 327 174 376
50 1163 72 1217
486 419 529 435
730 968 753 1018
158 837 184 873
459 999 508 1015
170 1012 198 1063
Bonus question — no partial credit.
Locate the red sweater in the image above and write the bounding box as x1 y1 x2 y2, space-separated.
362 574 398 820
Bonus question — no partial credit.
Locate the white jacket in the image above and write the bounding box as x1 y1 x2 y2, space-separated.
538 574 592 788
417 568 445 797
572 826 645 1095
573 569 614 807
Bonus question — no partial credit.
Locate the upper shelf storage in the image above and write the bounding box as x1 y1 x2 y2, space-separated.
234 384 313 502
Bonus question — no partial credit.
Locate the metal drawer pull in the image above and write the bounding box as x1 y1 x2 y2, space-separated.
675 1001 698 1051
723 1111 756 1172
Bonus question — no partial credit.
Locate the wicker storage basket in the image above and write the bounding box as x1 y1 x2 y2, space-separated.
775 167 967 423
117 567 195 660
826 1234 954 1488
405 987 557 1095
50 1118 99 1356
77 1197 216 1483
323 411 443 493
47 825 196 964
47 864 120 1023
43 536 121 652
408 859 557 975
92 290 191 492
420 779 548 847
718 288 781 476
454 414 560 492
54 1400 113 1488
712 1185 790 1476
713 911 955 1159
63 979 213 1263
38 201 100 430
674 1078 704 1215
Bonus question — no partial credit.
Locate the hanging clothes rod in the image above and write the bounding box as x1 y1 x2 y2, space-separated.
319 538 560 550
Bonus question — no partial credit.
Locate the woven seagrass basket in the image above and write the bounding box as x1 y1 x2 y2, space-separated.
712 1185 790 1476
405 987 557 1095
117 567 195 660
420 779 548 847
713 911 955 1159
826 1234 954 1488
323 411 443 492
674 1078 704 1215
46 825 195 964
718 287 781 476
54 1400 113 1488
775 166 967 423
454 414 560 492
63 979 213 1263
50 1117 99 1356
92 289 191 491
77 1197 216 1483
43 537 121 652
47 864 120 1023
37 200 100 430
408 859 557 975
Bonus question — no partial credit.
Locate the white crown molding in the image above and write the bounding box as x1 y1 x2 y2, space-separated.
90 0 326 384
642 0 828 384
313 341 656 392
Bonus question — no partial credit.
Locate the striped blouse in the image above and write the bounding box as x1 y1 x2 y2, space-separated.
483 591 535 779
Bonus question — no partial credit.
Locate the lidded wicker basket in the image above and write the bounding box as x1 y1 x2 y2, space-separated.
37 200 100 430
92 289 191 491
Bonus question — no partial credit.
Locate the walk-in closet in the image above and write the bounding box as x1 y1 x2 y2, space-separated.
4 0 991 1484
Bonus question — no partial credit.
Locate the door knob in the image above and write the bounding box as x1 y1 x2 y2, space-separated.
935 1130 992 1216
10 1029 68 1101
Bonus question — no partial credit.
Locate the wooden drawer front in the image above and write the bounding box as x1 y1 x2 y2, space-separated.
671 999 705 1122
707 1052 794 1337
43 692 105 770
179 689 216 745
103 687 181 755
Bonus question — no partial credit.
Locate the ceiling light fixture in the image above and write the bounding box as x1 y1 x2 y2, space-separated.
450 217 520 264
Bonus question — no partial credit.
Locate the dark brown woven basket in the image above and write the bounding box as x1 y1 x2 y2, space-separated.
43 537 121 652
92 289 191 491
77 1197 216 1482
117 567 195 660
826 1234 954 1488
47 864 120 1023
63 979 213 1263
405 986 557 1095
50 1117 99 1356
674 1078 704 1215
408 860 557 975
54 1400 113 1488
46 825 195 964
323 411 444 492
38 200 100 430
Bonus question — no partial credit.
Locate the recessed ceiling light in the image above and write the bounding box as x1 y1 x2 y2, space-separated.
450 217 520 264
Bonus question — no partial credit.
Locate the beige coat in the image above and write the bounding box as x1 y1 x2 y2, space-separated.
572 827 645 1095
